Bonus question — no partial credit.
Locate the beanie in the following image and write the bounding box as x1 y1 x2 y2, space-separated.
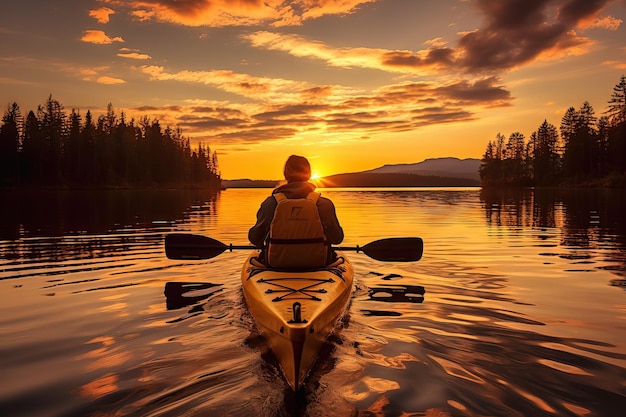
283 155 311 182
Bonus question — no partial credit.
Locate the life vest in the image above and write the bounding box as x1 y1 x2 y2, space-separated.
266 191 329 269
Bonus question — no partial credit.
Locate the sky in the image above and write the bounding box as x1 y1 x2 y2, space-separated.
1 0 625 180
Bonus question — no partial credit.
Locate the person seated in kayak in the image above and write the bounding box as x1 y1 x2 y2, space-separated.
248 155 344 269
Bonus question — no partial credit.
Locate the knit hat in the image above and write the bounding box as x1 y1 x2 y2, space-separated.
283 155 311 182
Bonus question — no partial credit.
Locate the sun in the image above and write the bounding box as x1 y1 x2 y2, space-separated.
311 172 320 180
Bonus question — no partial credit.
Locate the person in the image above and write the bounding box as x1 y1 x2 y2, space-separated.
248 155 344 269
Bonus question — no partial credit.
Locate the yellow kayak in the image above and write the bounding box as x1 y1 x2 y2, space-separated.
241 251 354 391
165 233 422 389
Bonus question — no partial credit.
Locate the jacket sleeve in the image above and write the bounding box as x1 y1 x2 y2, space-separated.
248 196 277 247
318 197 344 244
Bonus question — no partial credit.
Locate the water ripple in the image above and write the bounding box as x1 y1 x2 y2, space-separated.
2 188 626 416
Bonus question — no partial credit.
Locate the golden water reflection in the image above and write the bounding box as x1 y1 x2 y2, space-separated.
1 187 626 416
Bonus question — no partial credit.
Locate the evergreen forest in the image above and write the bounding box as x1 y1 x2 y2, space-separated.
480 75 626 187
0 96 221 189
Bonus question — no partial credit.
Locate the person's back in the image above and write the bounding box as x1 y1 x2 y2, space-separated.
248 155 344 269
266 191 328 269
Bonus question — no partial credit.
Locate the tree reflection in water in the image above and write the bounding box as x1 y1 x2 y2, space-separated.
480 188 626 285
0 189 219 261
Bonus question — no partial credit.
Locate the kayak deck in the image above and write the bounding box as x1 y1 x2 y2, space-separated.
241 251 354 391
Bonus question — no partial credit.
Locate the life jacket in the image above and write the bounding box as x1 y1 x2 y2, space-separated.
266 191 329 269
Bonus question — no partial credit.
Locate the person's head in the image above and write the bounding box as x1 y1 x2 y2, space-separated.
283 155 311 182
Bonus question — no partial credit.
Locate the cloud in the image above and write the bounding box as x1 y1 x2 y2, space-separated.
434 77 512 107
104 0 375 27
139 65 314 102
603 60 626 69
79 66 111 81
132 64 512 146
89 7 116 24
97 76 126 84
77 65 125 85
455 0 612 71
117 48 151 60
245 1 615 76
243 31 449 75
81 30 124 44
586 15 622 30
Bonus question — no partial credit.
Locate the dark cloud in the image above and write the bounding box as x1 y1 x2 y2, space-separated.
203 127 299 145
178 117 244 130
426 48 456 66
473 0 551 31
380 0 612 73
382 51 425 67
458 0 611 71
253 104 327 120
559 0 609 23
133 105 183 112
381 47 455 70
435 77 512 106
411 108 475 126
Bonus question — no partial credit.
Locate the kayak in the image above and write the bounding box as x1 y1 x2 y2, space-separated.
164 233 422 389
241 250 354 391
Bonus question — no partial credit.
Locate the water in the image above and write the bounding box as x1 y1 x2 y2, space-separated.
1 187 625 417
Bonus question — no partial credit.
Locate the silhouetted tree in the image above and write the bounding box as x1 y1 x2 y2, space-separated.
479 140 496 184
20 110 44 184
607 75 626 126
82 110 97 185
561 102 598 181
65 109 82 184
0 97 221 189
480 75 626 187
480 132 529 186
0 103 21 185
561 106 578 179
597 116 610 176
607 76 626 174
532 120 560 185
38 95 66 184
504 132 526 184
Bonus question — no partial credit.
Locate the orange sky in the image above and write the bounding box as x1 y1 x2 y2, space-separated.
1 0 625 179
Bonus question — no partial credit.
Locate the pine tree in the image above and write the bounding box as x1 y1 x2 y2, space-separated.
66 109 82 184
0 97 221 189
533 120 560 185
607 76 626 174
0 103 22 185
505 132 526 184
607 75 626 126
21 110 44 183
38 96 67 184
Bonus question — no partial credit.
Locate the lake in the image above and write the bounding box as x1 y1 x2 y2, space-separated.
1 187 625 417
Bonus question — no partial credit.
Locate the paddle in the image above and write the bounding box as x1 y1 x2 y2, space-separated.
165 233 423 262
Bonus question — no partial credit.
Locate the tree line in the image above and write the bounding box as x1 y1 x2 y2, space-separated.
480 75 626 187
0 96 221 189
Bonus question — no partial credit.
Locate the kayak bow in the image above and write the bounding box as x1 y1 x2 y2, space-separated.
241 251 354 391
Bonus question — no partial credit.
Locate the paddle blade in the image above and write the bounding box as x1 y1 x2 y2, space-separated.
165 233 228 260
360 237 423 262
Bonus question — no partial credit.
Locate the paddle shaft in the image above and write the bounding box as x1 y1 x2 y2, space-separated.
165 233 423 262
198 244 363 251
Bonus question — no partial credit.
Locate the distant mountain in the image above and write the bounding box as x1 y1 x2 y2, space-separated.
222 157 482 188
364 157 481 181
316 172 479 187
221 179 280 188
